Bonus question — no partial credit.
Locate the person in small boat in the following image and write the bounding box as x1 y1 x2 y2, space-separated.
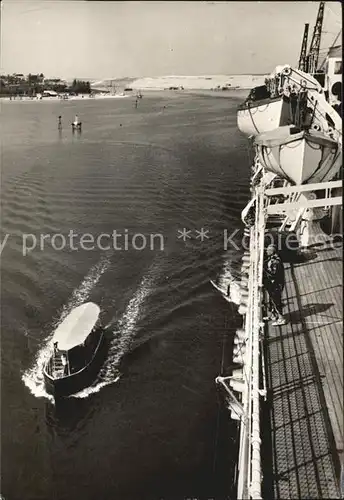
61 354 68 375
263 244 286 326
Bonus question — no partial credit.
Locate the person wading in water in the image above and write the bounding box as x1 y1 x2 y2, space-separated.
263 243 287 326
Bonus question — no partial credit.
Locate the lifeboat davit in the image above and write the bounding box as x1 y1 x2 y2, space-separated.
254 125 341 185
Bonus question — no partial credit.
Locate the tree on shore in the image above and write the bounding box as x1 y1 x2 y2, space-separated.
0 73 90 97
70 79 91 94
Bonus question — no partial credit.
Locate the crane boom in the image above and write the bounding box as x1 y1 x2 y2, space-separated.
298 23 309 72
308 1 325 74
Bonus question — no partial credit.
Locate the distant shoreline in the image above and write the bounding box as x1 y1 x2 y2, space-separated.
0 93 130 102
0 88 248 103
178 88 249 98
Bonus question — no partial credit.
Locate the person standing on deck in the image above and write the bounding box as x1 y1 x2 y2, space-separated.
290 85 298 125
263 244 286 326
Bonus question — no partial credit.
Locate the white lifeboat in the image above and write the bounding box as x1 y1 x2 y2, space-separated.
237 93 289 137
237 64 324 138
254 125 341 185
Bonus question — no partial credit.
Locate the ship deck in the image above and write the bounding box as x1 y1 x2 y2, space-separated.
262 232 343 499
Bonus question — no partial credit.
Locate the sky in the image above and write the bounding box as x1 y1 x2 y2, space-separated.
1 1 342 79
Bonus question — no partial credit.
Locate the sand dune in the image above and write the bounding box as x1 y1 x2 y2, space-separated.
92 74 266 92
130 74 266 90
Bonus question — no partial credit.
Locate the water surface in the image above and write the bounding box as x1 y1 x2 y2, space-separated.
1 92 250 500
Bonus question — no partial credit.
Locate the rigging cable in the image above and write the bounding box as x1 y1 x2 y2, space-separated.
248 105 260 135
319 29 342 70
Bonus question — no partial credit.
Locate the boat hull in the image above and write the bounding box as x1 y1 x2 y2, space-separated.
254 126 341 185
237 96 290 137
44 333 108 398
210 279 241 305
210 280 232 303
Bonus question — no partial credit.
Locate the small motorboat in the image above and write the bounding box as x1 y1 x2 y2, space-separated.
43 302 106 398
211 278 241 305
71 115 82 131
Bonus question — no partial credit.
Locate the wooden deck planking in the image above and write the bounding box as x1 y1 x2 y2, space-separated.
263 235 343 499
294 244 343 456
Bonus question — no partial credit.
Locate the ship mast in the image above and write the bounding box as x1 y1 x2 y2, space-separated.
307 1 325 74
298 23 309 72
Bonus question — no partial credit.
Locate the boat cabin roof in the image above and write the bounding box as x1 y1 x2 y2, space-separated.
52 302 100 351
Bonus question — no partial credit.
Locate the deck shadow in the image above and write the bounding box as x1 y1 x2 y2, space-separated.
284 302 334 324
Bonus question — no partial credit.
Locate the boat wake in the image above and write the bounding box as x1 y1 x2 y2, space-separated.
58 256 110 324
72 267 156 398
21 256 111 403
